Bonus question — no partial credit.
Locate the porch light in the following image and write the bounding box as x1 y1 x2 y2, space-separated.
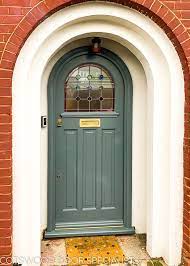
92 37 101 53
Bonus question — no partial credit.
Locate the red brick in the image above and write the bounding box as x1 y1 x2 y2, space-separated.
0 43 5 52
0 106 11 115
182 19 190 28
185 178 190 188
0 7 9 15
0 245 11 256
0 25 15 33
37 2 50 15
181 11 190 19
3 51 17 61
0 134 11 142
2 0 31 7
0 15 23 24
174 11 182 19
185 187 190 199
0 88 11 97
0 115 11 123
177 31 190 43
185 48 190 58
21 7 31 15
157 6 168 19
0 70 12 79
164 1 175 10
0 237 11 246
0 60 15 70
9 7 23 15
3 34 11 42
0 202 12 211
135 0 145 5
0 125 11 133
19 19 33 32
150 1 162 13
167 18 180 29
0 168 12 177
5 42 19 54
45 0 64 9
31 6 45 20
184 233 190 244
25 12 37 25
0 142 11 151
0 185 11 194
9 33 22 46
176 2 190 10
0 195 11 203
184 224 190 236
0 97 12 105
0 151 11 160
182 39 190 50
184 240 190 253
163 12 175 24
0 79 11 87
0 34 4 42
0 210 11 220
14 26 28 39
30 0 41 6
183 257 190 266
143 0 154 9
0 220 11 229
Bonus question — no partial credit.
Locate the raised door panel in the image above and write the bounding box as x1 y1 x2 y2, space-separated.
101 129 115 209
82 129 97 209
63 130 78 210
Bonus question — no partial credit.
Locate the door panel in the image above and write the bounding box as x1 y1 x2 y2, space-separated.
102 129 116 208
82 129 96 209
64 130 77 210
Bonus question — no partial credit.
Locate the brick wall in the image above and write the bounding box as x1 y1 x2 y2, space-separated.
0 0 190 265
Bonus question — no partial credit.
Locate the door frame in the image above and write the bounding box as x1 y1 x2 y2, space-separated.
45 47 134 238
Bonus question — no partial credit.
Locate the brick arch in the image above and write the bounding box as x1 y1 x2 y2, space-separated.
0 0 190 265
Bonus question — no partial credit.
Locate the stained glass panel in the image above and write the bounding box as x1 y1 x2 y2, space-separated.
64 64 115 112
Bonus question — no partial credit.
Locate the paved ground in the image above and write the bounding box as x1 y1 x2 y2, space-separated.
41 235 164 265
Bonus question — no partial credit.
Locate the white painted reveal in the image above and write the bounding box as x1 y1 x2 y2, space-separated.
12 2 184 265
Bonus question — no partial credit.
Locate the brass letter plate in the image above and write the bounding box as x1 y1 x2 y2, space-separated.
80 118 101 128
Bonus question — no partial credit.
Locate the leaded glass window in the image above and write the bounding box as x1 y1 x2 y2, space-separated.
64 64 115 112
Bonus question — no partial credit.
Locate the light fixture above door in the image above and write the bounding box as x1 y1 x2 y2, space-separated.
91 37 101 53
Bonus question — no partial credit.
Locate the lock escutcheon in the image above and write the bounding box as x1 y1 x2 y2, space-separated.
56 115 63 127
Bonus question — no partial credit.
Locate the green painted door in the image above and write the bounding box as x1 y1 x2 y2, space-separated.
45 48 134 238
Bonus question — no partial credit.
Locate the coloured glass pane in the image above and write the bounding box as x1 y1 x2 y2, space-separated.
64 64 114 112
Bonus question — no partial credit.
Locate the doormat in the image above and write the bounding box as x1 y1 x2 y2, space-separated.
65 235 126 265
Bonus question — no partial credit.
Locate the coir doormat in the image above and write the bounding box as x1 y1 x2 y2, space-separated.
65 235 126 265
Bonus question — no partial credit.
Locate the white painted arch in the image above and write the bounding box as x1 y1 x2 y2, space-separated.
12 2 184 265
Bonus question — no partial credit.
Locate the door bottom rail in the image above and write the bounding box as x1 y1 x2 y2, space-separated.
44 225 135 238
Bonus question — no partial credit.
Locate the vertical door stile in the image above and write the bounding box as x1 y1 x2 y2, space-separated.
77 127 83 212
96 127 102 210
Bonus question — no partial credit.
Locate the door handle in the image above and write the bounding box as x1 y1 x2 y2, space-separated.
56 115 63 127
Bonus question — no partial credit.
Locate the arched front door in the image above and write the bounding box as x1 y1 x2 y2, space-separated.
45 47 134 237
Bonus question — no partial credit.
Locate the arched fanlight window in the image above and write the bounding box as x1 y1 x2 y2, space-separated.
64 64 115 112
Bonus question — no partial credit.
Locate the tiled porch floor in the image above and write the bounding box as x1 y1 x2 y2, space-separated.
41 235 164 265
